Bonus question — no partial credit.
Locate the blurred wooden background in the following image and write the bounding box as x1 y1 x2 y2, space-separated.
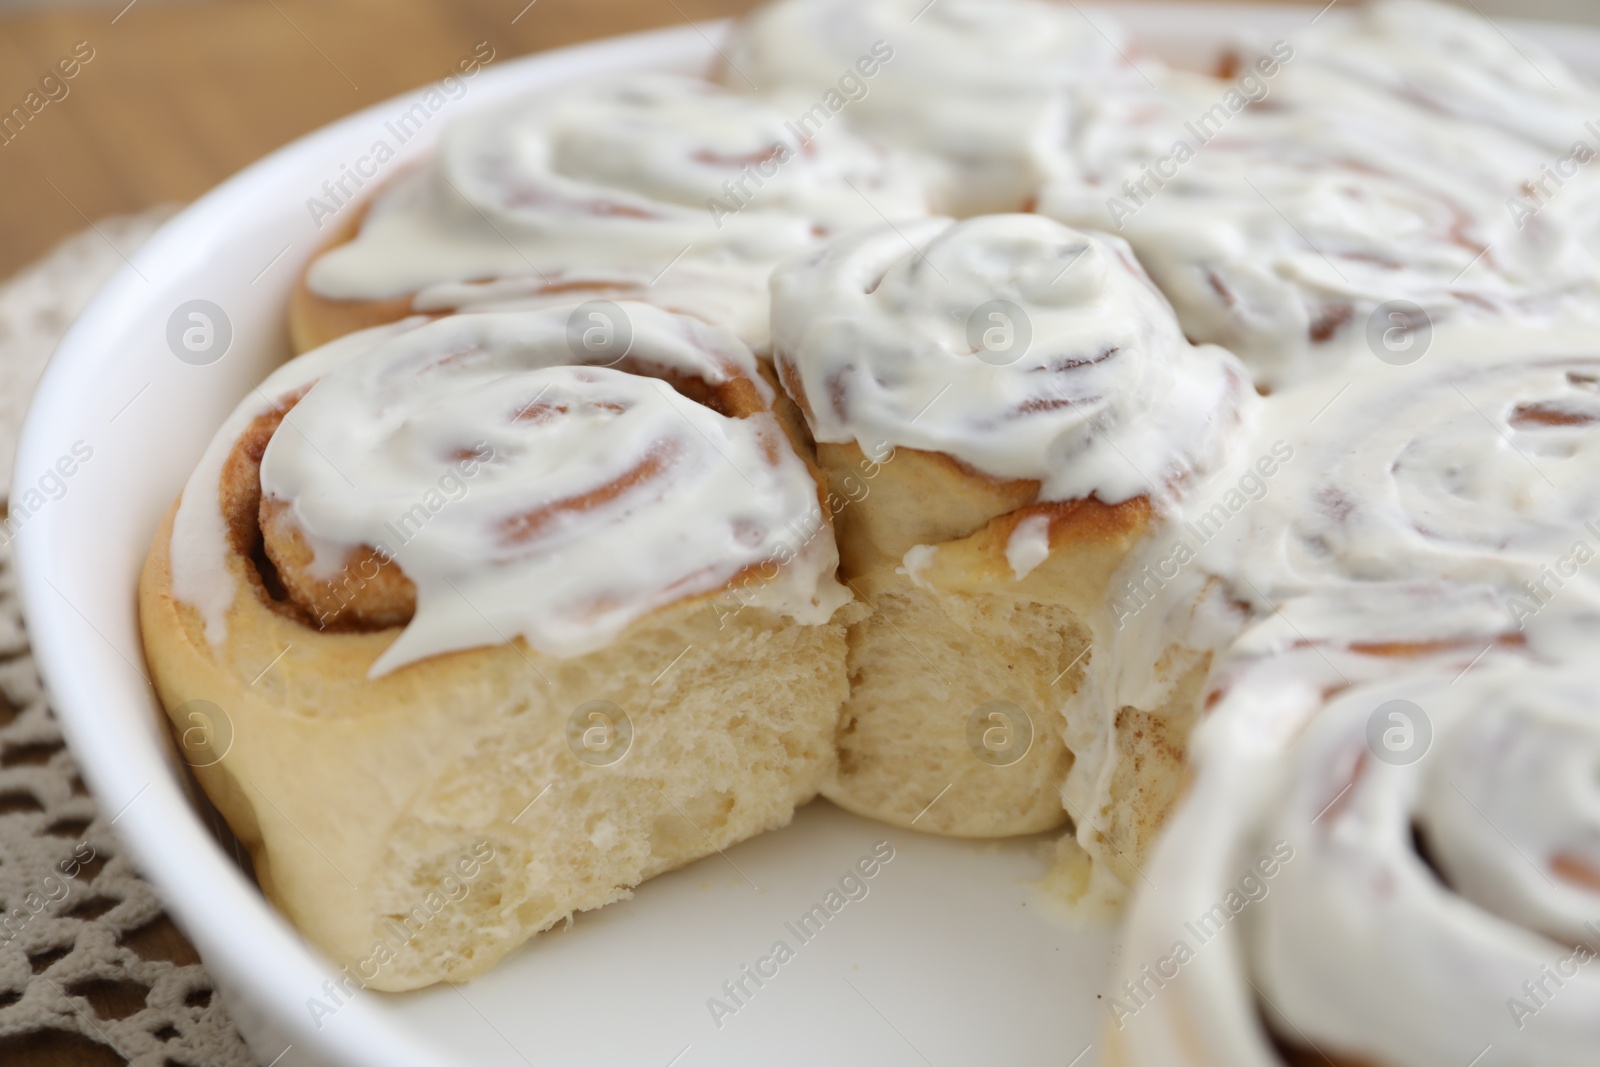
2 0 1597 284
6 0 1596 284
0 0 786 283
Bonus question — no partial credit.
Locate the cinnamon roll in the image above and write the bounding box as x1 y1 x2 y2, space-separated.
291 72 932 353
1039 0 1600 390
1105 595 1600 1067
769 213 1252 843
721 0 1137 216
138 304 853 990
1062 320 1600 902
1094 319 1600 1061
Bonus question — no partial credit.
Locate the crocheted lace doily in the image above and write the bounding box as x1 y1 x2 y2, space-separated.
0 210 256 1066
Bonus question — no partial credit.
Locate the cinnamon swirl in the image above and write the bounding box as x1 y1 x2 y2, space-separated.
139 304 854 990
291 72 932 353
769 213 1252 841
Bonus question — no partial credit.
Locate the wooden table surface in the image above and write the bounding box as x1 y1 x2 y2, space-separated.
0 1 1269 1064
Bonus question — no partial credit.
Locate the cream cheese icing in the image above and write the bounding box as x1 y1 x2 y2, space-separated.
407 262 776 352
1104 605 1600 1067
1283 0 1600 155
1186 326 1600 616
1246 655 1600 1067
1005 513 1053 580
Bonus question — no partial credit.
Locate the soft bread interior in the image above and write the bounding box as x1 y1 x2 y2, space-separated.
814 440 1157 838
832 571 1083 834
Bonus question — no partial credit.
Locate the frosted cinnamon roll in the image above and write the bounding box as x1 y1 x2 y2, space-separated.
1044 316 1600 920
769 214 1252 846
292 72 931 352
721 0 1135 216
1058 322 1600 907
139 304 853 990
1039 2 1600 390
1061 10 1600 1048
1105 596 1600 1067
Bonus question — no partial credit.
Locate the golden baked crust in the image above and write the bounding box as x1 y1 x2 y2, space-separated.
287 202 415 355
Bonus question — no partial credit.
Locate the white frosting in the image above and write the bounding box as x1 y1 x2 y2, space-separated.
900 543 936 590
306 73 931 347
1005 514 1052 581
1039 0 1600 390
170 305 849 675
722 0 1134 214
771 215 1248 506
1420 684 1600 953
1098 583 1600 1065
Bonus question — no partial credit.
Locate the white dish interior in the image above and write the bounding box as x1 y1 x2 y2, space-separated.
15 5 1600 1065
